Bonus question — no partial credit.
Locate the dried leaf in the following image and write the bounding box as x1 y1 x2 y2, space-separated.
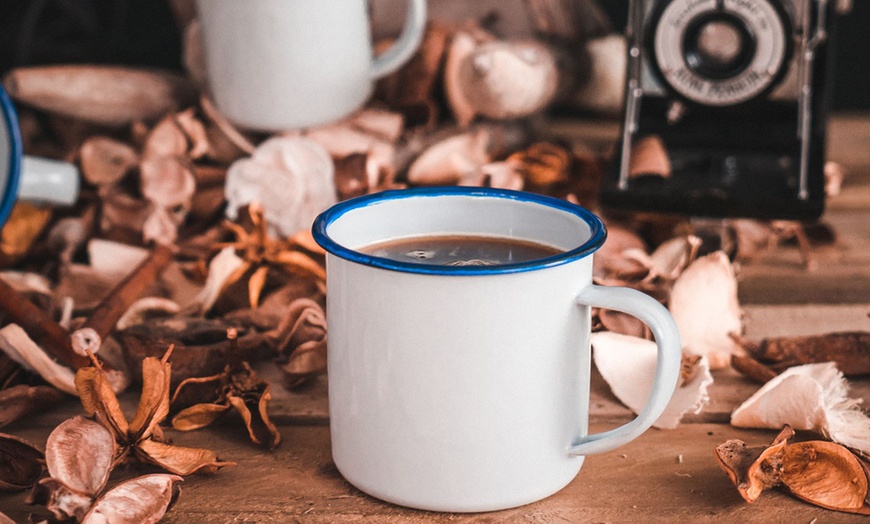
271 251 326 281
82 474 183 524
0 432 44 491
136 438 234 475
171 403 229 431
226 389 281 450
194 246 247 314
0 385 65 428
45 416 115 496
781 440 869 513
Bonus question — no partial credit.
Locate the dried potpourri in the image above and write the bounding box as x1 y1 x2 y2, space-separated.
75 346 234 476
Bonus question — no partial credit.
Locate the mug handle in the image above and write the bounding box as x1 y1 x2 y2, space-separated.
369 0 427 79
569 285 682 456
19 156 80 206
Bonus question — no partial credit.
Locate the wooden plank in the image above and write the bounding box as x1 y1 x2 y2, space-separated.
2 421 862 523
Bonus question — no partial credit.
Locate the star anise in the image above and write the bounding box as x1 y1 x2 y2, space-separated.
216 202 325 309
74 345 234 476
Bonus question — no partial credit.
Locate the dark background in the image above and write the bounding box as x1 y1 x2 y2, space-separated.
0 0 867 111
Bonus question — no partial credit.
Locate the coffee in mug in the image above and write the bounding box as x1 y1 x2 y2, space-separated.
359 234 564 266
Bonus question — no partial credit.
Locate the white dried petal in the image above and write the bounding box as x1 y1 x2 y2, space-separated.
82 474 182 524
225 136 336 237
0 271 53 295
116 297 181 330
731 362 870 455
668 251 742 369
139 157 196 209
46 417 115 495
459 40 558 120
407 129 491 186
649 235 701 280
87 239 149 278
142 206 179 246
0 324 77 394
193 247 246 314
592 331 713 429
474 162 524 190
304 123 395 188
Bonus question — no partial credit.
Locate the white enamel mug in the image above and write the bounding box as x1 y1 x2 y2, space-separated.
312 187 682 512
195 0 427 131
0 85 78 226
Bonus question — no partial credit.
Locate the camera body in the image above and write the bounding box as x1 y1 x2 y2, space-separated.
601 0 839 220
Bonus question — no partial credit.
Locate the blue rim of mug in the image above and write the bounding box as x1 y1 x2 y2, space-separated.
0 85 21 228
311 187 607 275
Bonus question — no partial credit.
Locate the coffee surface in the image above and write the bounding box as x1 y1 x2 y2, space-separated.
359 235 563 266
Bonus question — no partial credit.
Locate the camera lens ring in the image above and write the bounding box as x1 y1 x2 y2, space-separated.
682 12 756 80
649 0 791 107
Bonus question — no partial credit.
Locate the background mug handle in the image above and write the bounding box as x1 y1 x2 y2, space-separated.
570 285 682 456
369 0 427 79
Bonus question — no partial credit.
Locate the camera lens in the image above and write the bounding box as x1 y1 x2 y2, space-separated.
683 14 755 80
651 0 789 106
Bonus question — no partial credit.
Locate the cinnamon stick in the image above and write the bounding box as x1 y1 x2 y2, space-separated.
0 277 88 369
78 243 174 342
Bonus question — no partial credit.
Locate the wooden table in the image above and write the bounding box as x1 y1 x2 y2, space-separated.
2 116 870 523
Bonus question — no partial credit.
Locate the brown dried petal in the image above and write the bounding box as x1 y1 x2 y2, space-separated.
45 416 115 495
170 373 224 413
0 384 65 428
176 108 210 159
79 137 139 186
143 114 189 159
171 403 230 431
273 299 328 385
271 251 326 281
82 474 183 524
0 432 44 491
781 441 869 513
136 438 234 475
226 389 281 450
31 477 94 521
248 265 270 309
75 367 129 437
0 511 13 524
128 350 172 440
714 425 793 503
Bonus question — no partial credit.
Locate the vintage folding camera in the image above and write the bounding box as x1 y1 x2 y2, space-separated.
601 0 841 220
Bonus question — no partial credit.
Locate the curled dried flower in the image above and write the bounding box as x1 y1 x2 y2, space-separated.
171 360 281 449
271 298 328 389
75 346 234 475
79 137 139 187
0 432 43 491
715 426 870 514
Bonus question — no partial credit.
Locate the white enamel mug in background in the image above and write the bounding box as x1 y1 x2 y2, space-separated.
312 187 682 512
0 85 78 226
195 0 427 132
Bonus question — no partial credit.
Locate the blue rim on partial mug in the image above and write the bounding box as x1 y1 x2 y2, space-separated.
312 186 608 276
0 85 22 227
